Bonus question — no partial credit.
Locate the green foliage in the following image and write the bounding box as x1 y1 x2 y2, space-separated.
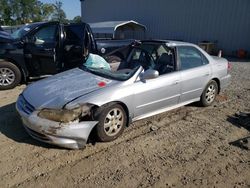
41 3 55 21
72 16 82 23
0 0 67 25
51 1 66 23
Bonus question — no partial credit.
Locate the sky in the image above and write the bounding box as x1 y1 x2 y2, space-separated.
40 0 81 19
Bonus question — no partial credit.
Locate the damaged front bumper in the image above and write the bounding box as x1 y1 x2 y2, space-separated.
16 98 98 149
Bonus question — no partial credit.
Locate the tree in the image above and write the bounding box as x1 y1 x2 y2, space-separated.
0 0 62 25
41 3 55 21
72 16 82 23
0 0 13 25
51 1 66 23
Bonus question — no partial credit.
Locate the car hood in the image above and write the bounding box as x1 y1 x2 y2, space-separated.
0 31 14 43
23 68 118 109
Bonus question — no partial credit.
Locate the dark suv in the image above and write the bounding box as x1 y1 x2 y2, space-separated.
0 22 133 90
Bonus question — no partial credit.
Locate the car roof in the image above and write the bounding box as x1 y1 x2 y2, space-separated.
141 39 196 47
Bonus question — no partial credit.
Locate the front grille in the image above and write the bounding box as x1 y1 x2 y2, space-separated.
17 95 35 115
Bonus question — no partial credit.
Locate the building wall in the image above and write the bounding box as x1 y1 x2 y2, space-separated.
81 0 250 56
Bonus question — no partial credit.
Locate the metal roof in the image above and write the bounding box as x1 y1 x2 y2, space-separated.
89 20 147 35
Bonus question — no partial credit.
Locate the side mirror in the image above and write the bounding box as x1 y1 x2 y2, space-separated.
141 69 159 80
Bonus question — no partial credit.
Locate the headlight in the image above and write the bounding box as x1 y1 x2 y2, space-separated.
38 105 91 123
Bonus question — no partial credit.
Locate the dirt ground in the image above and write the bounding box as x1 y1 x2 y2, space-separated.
0 61 249 188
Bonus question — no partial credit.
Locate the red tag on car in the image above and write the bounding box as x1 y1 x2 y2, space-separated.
98 81 106 87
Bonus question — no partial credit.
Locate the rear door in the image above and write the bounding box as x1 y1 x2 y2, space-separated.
23 23 59 76
177 46 211 103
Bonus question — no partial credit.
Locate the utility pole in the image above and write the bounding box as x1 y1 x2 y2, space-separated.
80 0 85 22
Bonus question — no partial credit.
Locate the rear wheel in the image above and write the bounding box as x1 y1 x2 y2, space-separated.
200 80 218 107
94 104 127 142
0 61 21 90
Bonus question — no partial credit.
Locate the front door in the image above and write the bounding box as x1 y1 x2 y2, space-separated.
133 71 181 119
24 23 59 76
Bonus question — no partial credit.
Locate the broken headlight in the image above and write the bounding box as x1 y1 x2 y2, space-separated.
38 105 91 123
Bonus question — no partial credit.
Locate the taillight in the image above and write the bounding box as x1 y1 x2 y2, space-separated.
227 62 232 73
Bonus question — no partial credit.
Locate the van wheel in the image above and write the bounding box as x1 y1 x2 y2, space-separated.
0 61 21 90
94 104 127 142
200 80 218 107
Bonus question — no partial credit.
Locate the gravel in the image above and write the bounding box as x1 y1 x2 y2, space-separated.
0 61 249 188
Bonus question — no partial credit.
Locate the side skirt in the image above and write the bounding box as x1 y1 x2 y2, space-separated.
132 98 200 122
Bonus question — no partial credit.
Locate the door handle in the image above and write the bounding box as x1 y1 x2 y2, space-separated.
43 48 52 52
204 73 210 77
24 54 32 58
173 80 180 85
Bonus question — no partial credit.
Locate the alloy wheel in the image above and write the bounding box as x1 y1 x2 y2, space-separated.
104 108 124 137
0 68 15 86
205 84 216 103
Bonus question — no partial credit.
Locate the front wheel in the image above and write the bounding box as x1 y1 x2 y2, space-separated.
200 80 218 107
0 61 21 90
94 104 127 142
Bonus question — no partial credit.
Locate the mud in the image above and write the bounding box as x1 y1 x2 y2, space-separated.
0 61 249 188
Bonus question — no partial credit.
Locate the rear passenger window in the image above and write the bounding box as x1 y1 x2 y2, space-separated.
178 46 208 70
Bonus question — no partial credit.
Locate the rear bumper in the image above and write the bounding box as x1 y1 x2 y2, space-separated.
16 98 98 149
220 74 231 90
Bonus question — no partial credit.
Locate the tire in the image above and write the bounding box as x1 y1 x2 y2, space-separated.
94 103 127 142
200 80 218 107
0 61 21 90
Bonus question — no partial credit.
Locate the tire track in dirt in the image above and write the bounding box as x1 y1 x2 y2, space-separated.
0 103 196 186
10 96 242 188
14 96 250 188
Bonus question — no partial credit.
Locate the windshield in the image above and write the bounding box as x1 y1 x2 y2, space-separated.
11 23 39 39
80 42 172 81
82 65 140 81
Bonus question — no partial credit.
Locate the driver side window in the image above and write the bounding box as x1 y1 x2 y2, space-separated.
131 49 141 61
128 48 153 70
154 46 175 76
33 25 58 45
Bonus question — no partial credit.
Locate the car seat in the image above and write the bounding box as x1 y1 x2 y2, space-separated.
154 53 174 75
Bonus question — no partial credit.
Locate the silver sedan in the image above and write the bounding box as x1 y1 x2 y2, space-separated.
16 40 231 149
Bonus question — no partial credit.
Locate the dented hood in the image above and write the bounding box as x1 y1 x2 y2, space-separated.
23 68 117 109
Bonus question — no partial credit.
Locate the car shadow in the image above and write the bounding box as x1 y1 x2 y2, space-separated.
0 102 64 149
227 110 250 150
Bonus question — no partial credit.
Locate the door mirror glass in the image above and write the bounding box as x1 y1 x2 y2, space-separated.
141 69 159 80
